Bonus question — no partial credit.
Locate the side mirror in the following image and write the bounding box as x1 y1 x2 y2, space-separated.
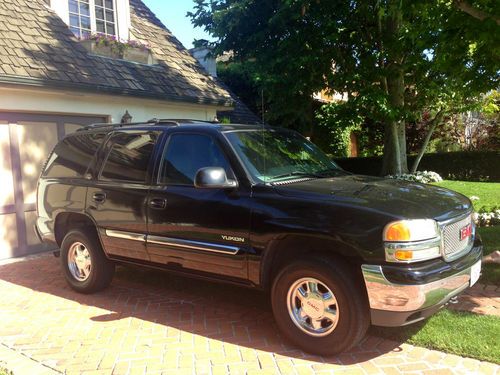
194 167 238 189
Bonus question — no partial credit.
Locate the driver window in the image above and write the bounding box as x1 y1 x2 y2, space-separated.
160 133 232 185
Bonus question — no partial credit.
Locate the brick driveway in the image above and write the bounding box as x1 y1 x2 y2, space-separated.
0 254 498 375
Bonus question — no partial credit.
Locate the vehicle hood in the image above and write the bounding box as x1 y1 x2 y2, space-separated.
273 175 472 222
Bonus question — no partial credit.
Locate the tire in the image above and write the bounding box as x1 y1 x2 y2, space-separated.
271 257 370 355
60 229 115 293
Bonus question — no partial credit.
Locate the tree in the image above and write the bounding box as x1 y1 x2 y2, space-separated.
190 0 500 174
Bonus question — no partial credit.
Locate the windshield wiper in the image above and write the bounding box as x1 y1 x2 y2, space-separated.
270 171 322 180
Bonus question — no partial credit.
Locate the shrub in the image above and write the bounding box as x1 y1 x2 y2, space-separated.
335 151 500 182
475 207 500 227
386 171 443 184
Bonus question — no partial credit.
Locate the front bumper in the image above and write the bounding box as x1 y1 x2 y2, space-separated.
361 239 482 327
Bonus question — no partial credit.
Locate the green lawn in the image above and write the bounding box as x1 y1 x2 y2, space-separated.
477 226 500 285
433 180 500 212
372 309 500 364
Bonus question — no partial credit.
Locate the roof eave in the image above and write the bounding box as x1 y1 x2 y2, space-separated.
0 75 234 108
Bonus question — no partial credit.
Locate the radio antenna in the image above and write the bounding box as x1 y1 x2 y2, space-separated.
261 88 267 183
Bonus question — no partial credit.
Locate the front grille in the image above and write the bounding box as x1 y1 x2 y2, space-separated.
442 214 473 259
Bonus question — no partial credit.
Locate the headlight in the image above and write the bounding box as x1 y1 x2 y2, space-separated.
383 219 439 242
383 219 441 263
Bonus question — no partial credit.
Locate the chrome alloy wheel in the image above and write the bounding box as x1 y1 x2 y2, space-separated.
67 242 92 282
286 277 339 337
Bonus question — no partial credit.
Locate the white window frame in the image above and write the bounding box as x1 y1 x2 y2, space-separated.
49 0 130 41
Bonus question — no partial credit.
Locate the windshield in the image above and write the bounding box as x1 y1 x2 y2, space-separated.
224 128 343 183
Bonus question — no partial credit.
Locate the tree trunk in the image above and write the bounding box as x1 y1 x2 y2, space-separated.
381 0 407 176
410 109 444 173
382 120 402 175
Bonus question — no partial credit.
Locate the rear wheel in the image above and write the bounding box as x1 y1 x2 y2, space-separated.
271 257 369 355
61 229 115 293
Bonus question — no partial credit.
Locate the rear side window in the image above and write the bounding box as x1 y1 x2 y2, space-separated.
43 133 105 178
100 131 159 183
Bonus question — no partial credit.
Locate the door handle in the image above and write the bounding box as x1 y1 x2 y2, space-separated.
92 192 106 203
149 198 167 210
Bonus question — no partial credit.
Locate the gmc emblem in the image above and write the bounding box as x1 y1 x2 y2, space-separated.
460 224 472 241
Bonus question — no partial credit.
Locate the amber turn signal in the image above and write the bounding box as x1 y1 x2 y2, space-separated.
394 250 413 261
385 223 411 241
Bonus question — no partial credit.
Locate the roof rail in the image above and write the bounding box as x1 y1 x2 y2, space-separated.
153 119 219 124
77 118 172 132
77 118 217 132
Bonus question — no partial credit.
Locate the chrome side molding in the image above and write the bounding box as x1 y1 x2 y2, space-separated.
148 235 240 255
104 229 240 255
105 229 146 242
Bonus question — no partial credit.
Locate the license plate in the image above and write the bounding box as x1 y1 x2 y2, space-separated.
470 260 481 287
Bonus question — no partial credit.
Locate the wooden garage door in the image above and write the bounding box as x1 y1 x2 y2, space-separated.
0 113 107 260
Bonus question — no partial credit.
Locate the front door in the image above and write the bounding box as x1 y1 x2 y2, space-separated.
146 132 251 280
88 130 160 261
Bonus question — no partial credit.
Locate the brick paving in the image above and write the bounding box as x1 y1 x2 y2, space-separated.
448 283 500 316
0 253 498 375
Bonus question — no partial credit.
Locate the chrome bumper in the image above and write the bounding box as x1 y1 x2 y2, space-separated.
361 262 477 313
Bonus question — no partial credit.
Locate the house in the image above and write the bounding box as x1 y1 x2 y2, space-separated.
0 0 234 259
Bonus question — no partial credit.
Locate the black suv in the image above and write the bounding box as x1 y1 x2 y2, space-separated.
36 119 482 355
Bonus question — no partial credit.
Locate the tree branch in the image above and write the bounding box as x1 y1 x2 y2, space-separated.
454 0 500 25
410 108 445 173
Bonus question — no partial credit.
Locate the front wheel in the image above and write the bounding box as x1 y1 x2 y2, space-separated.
271 257 370 355
61 229 115 293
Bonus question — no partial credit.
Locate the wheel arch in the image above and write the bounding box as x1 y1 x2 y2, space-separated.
260 234 365 290
54 212 101 248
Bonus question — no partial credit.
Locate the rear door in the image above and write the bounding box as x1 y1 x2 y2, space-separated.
87 130 160 261
146 131 252 280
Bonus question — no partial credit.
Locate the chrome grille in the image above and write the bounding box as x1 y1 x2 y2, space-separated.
442 214 473 259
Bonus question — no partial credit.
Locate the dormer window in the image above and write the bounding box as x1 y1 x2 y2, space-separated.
68 0 116 38
48 0 129 41
95 0 116 36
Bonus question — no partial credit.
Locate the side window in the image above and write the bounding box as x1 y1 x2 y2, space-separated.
160 134 231 185
100 131 159 183
43 133 105 178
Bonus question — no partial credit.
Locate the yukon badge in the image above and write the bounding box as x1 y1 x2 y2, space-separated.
221 235 245 243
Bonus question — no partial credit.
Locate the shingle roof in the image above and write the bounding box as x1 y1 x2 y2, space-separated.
216 82 262 125
0 0 233 106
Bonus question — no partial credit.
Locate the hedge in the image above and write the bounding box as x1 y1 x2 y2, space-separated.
334 151 500 182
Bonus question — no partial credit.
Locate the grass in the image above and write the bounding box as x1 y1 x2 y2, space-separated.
433 180 500 212
477 226 500 285
0 368 12 375
372 309 500 364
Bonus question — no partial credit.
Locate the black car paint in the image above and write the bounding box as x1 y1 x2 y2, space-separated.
36 123 478 290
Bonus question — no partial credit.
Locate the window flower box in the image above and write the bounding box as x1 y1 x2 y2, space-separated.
122 47 155 65
79 34 154 65
80 39 121 59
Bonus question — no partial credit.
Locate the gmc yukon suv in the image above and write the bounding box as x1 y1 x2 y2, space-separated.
36 119 482 355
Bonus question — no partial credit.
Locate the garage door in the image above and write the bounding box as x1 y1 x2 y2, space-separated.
0 112 108 260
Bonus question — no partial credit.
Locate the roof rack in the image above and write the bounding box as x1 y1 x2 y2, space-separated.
77 118 172 132
77 118 218 132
